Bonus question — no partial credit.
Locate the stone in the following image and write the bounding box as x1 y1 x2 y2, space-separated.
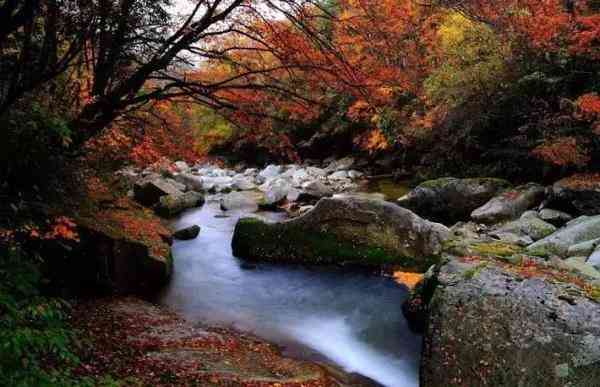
588 247 600 269
567 238 600 257
258 164 283 180
325 157 355 172
493 211 557 242
134 178 183 207
539 208 574 228
231 175 256 191
173 225 201 240
546 175 600 216
299 180 334 201
201 176 233 192
471 183 545 224
155 191 205 218
173 161 189 172
220 191 264 212
232 197 450 270
397 177 512 225
328 170 349 180
174 173 204 192
527 215 600 257
420 259 600 387
263 178 291 205
564 256 600 279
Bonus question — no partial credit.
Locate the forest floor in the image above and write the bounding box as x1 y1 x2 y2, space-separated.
70 297 372 387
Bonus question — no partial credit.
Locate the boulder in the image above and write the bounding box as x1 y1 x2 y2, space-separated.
588 247 600 269
201 176 233 192
328 170 349 180
397 177 512 225
546 175 600 216
471 183 545 224
155 191 205 218
325 157 355 172
527 215 600 257
173 161 190 172
232 197 450 270
173 225 200 240
262 178 291 205
420 258 600 387
539 208 574 228
174 173 204 192
258 164 283 180
299 180 334 200
564 256 600 279
134 178 183 207
220 191 263 212
492 211 557 242
231 175 256 191
567 238 600 257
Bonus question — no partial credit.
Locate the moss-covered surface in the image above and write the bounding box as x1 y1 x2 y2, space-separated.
232 217 440 271
470 241 523 257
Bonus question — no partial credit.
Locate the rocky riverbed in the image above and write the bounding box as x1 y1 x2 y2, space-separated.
115 159 600 387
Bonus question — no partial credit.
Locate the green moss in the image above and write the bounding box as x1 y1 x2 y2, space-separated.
232 217 438 271
463 262 489 279
470 242 522 257
589 286 600 303
419 177 456 189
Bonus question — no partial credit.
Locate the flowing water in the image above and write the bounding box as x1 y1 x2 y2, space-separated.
157 190 421 387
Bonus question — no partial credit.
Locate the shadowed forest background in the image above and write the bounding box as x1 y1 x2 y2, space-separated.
0 0 599 386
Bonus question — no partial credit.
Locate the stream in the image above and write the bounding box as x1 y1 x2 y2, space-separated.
157 181 421 387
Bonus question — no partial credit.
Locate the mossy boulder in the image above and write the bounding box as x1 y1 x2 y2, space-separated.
134 177 183 207
232 197 450 270
397 177 511 225
421 259 600 387
528 215 600 257
154 191 204 218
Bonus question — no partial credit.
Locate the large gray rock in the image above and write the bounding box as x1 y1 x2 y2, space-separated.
134 178 183 207
155 191 205 217
300 180 334 200
539 208 574 228
471 183 545 224
325 157 355 172
492 211 557 242
174 173 204 192
220 191 263 212
420 259 600 387
588 247 600 269
231 175 256 191
201 176 233 192
232 197 450 270
258 164 283 180
397 177 512 225
528 215 600 257
261 178 291 205
546 176 600 216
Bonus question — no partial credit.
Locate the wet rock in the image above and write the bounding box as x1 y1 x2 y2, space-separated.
134 178 183 207
231 175 256 191
258 164 283 180
220 191 263 212
173 225 200 240
527 215 600 257
397 177 512 225
201 176 233 192
546 175 600 216
539 208 574 228
155 191 205 217
471 183 545 224
261 178 291 205
232 197 450 270
420 259 600 387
